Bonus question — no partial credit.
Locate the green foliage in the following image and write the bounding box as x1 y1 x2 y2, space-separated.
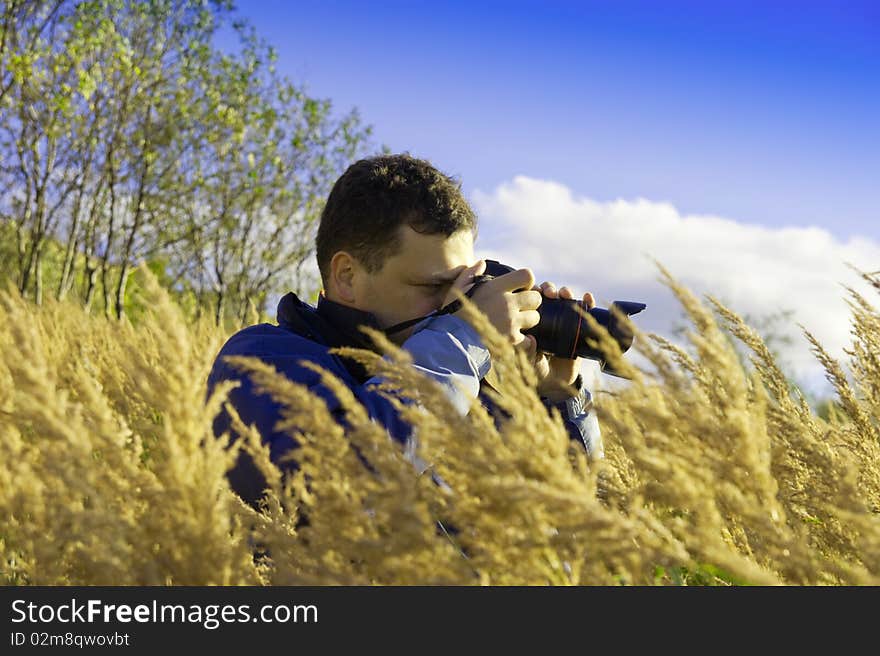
0 0 372 325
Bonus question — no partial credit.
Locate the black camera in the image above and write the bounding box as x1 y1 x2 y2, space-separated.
479 260 646 378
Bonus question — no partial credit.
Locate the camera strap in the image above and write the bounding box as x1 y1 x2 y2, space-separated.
383 274 494 336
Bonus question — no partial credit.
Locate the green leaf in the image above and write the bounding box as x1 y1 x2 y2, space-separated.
77 69 97 101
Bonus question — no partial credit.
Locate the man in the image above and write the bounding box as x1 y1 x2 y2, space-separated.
207 154 602 506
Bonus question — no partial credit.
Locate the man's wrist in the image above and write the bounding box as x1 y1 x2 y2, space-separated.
539 374 583 404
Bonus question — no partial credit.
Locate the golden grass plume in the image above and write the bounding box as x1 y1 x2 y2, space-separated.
1 264 879 585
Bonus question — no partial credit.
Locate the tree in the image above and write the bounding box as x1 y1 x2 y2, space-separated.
167 21 370 326
0 0 371 322
0 1 76 304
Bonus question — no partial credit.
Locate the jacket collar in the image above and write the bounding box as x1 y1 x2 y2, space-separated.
275 292 384 382
315 294 383 350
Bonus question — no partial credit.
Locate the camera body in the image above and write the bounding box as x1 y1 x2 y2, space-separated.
480 260 646 378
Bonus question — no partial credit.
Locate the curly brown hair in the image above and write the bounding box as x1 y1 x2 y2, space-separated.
316 154 477 285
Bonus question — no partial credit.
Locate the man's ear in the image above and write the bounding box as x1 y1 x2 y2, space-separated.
328 251 359 304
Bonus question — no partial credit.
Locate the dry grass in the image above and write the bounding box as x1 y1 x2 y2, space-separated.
1 264 879 585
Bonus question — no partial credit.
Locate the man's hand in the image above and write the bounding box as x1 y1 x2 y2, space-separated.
444 263 594 402
444 260 542 345
521 281 596 402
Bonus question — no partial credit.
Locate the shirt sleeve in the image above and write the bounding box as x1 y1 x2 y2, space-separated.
541 375 604 460
357 314 490 488
330 313 491 445
386 314 492 415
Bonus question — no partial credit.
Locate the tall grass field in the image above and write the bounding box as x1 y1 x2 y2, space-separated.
2 266 879 585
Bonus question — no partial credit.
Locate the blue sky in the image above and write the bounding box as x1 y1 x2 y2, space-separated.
230 1 879 393
233 0 878 240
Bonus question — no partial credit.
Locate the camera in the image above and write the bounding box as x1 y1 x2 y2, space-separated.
479 260 646 378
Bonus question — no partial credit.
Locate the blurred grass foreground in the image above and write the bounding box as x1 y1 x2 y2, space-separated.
2 265 879 586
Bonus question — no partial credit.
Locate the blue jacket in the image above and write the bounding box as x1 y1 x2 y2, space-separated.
207 293 602 505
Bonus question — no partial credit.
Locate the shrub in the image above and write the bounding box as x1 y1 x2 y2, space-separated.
1 265 878 585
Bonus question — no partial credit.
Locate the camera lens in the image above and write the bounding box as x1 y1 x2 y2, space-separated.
481 260 646 377
525 298 645 361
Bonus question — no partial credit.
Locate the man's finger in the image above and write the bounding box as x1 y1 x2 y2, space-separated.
583 291 595 309
558 286 573 300
518 334 538 363
540 281 558 299
456 259 486 288
520 309 541 331
443 260 486 306
515 289 543 311
493 267 535 293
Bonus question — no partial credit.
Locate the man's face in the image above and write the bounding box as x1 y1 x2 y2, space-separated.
349 225 475 343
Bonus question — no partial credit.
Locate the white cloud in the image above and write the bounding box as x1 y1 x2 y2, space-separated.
471 176 880 397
